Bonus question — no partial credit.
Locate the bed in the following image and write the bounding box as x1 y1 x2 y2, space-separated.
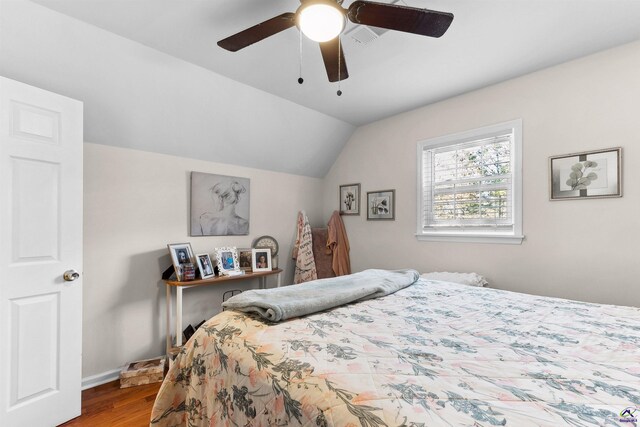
151 272 640 426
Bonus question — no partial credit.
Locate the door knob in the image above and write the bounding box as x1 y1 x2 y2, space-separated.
63 270 80 282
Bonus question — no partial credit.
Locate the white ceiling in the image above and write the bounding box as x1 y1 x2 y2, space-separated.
30 0 640 126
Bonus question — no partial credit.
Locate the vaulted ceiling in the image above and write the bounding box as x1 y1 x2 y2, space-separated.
29 0 640 125
3 0 640 178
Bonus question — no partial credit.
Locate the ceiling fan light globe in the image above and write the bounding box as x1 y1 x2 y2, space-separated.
298 3 345 42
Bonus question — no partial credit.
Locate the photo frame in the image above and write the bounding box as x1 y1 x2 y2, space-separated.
339 183 360 215
550 147 622 200
251 248 272 272
167 243 196 282
238 248 253 272
190 172 250 236
215 247 240 275
195 253 215 279
367 189 395 220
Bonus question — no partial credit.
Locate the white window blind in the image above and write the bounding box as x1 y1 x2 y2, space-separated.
417 120 523 244
423 134 513 229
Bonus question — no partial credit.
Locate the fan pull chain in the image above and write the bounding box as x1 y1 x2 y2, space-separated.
298 31 304 84
337 39 343 96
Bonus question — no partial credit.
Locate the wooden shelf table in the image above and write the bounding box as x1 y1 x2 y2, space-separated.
164 268 282 356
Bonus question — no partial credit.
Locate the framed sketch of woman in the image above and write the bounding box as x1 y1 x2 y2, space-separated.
191 172 250 236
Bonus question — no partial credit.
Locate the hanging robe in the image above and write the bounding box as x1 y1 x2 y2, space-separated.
292 211 317 284
327 210 351 276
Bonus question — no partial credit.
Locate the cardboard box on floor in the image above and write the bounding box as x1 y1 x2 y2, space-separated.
119 357 165 388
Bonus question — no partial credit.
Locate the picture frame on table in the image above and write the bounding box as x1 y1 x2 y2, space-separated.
367 189 395 220
251 248 272 272
238 248 253 272
167 242 196 282
549 147 622 200
195 253 215 279
339 183 360 215
215 247 241 275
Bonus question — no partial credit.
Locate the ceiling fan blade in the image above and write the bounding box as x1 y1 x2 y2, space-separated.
217 12 296 52
348 1 453 38
319 37 349 83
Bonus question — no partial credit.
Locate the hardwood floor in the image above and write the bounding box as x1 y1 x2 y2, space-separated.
59 380 161 427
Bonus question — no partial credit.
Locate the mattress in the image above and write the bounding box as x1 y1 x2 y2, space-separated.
151 279 640 426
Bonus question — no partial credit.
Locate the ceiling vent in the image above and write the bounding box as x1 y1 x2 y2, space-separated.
344 0 405 45
346 25 380 45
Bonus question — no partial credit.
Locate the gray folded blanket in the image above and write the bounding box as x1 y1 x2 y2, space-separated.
222 268 419 322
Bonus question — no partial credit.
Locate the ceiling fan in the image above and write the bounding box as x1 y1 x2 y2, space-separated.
217 0 454 84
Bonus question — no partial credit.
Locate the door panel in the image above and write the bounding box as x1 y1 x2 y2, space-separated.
10 293 60 406
12 158 60 262
11 101 61 145
0 76 83 427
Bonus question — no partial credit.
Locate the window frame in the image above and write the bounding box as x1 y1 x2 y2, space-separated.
416 119 524 244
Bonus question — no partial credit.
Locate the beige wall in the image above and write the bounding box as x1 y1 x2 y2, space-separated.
323 40 640 307
83 143 324 378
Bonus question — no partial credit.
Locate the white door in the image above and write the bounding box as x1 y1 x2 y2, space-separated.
0 77 83 426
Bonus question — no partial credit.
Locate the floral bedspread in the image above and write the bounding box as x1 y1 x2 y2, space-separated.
151 279 640 426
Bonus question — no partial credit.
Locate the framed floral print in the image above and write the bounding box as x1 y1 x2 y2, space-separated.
339 183 360 215
367 189 395 220
550 148 621 200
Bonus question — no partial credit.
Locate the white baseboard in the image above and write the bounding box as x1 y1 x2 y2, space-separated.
81 354 167 390
81 368 121 390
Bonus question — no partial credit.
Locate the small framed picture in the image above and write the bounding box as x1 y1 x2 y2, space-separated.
238 248 253 272
550 147 622 200
367 189 395 220
167 243 196 281
215 247 240 275
251 248 272 272
195 253 215 279
339 183 360 215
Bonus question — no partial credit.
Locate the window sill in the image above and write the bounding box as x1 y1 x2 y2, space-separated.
415 233 525 245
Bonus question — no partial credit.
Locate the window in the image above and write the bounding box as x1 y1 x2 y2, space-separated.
417 119 524 244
